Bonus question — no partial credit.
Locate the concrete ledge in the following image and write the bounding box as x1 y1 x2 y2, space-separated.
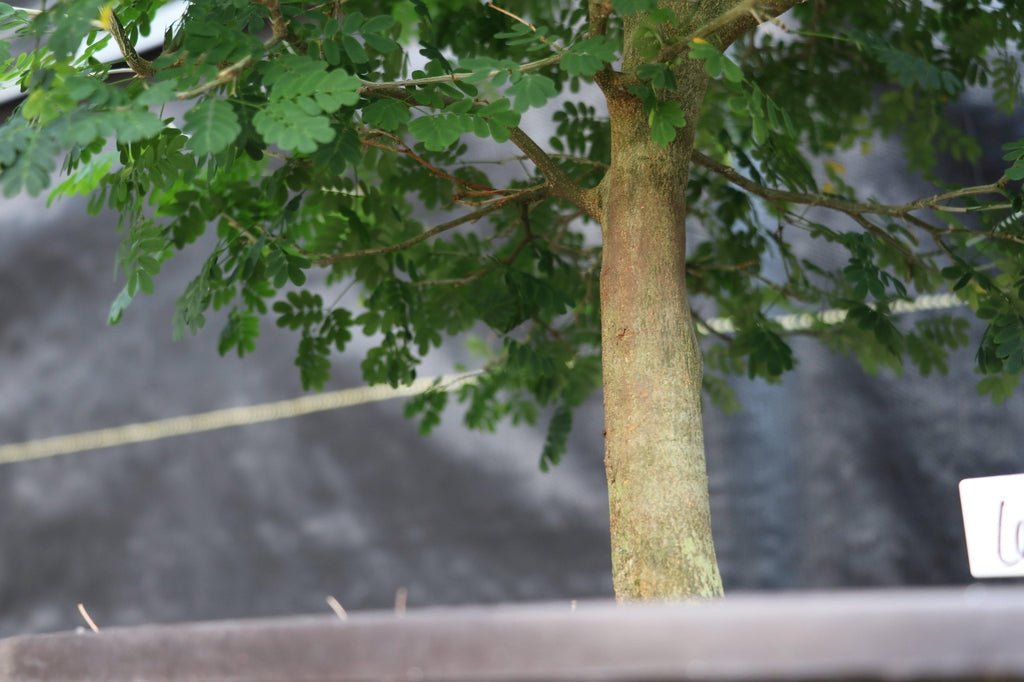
2 587 1023 681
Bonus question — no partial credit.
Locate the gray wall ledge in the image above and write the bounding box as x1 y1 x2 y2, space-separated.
2 587 1023 681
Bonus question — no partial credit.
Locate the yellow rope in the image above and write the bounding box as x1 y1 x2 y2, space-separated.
0 373 478 465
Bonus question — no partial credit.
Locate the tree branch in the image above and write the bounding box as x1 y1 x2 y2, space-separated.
358 83 600 220
657 0 808 62
587 0 613 38
358 55 562 93
176 36 280 100
712 0 810 49
508 127 601 220
314 185 546 266
360 130 507 200
691 150 1009 219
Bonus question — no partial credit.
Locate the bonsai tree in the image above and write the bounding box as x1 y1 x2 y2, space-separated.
1 0 1022 599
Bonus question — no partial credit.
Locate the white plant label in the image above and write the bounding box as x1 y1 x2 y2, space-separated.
959 473 1024 578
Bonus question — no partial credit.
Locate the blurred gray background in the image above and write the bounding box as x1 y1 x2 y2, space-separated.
2 83 1024 638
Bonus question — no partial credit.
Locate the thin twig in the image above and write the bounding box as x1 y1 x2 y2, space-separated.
394 587 408 615
485 2 564 52
315 186 545 266
692 150 1009 219
326 595 348 620
223 214 260 243
359 54 561 93
77 603 100 632
360 133 502 198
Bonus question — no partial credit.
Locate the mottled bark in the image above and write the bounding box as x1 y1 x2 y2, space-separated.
596 2 733 600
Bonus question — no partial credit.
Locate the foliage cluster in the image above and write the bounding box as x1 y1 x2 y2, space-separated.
1 0 1022 466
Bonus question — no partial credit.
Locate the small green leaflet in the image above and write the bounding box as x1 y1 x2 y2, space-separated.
409 114 464 151
313 70 362 112
410 0 431 23
476 98 520 141
648 101 686 147
60 110 163 147
849 31 962 95
253 106 335 154
342 35 369 64
733 325 795 379
507 73 556 113
1001 139 1024 180
689 40 744 83
48 151 116 206
114 110 166 143
847 305 903 355
219 308 260 357
108 284 133 326
135 80 179 107
0 130 59 197
265 56 360 113
561 37 618 77
184 99 241 155
977 373 1021 403
540 405 572 472
362 99 411 132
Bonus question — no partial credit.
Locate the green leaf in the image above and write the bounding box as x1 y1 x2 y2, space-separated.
296 333 332 390
648 100 686 147
48 151 116 206
361 15 396 34
721 57 744 83
977 373 1020 403
273 290 324 330
404 384 449 435
363 32 400 53
539 405 572 472
562 37 618 77
507 73 557 113
0 129 59 197
115 110 165 144
184 99 242 155
734 325 795 379
254 106 335 153
219 308 260 357
751 114 769 145
313 69 362 112
108 284 134 326
409 114 463 151
341 35 369 64
362 99 411 131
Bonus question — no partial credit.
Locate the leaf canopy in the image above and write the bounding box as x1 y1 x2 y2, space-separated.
1 0 1022 466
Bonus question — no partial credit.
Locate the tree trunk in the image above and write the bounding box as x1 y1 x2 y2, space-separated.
597 8 724 599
